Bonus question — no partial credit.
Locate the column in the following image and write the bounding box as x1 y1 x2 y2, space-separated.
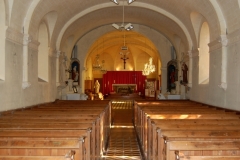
22 34 31 89
81 67 87 94
56 50 61 86
160 67 167 93
187 50 193 88
218 35 228 90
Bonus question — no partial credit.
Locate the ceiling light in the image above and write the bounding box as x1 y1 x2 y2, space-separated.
124 23 132 29
112 23 120 29
124 23 134 31
111 0 135 30
111 0 119 5
128 0 135 4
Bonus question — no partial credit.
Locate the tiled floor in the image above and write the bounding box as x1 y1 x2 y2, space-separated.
101 100 143 160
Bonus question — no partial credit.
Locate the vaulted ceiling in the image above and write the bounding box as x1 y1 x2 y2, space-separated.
8 0 240 64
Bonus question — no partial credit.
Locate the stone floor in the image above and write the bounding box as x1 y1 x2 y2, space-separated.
100 100 143 160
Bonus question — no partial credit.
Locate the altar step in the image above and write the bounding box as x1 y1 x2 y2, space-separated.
105 93 144 100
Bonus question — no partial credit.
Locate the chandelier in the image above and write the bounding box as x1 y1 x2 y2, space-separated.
100 60 107 74
92 39 107 74
142 57 155 75
92 54 102 70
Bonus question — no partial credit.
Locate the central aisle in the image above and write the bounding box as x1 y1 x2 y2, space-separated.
101 100 143 160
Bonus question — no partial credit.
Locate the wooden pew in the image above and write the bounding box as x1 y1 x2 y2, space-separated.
0 100 111 160
136 111 240 159
0 138 81 159
0 156 73 160
150 123 240 159
133 100 240 160
166 140 240 160
0 129 89 160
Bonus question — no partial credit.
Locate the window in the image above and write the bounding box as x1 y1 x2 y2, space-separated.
38 22 49 82
198 22 210 84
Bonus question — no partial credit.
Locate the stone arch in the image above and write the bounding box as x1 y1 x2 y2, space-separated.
23 0 40 34
38 22 49 82
208 1 226 35
190 12 205 45
56 2 193 51
42 11 58 43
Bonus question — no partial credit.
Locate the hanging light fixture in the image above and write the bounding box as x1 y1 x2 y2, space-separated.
92 41 102 70
142 57 155 75
142 40 155 75
100 39 107 74
111 0 134 31
92 54 102 70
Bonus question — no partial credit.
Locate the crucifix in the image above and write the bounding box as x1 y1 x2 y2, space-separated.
120 30 129 69
120 53 129 69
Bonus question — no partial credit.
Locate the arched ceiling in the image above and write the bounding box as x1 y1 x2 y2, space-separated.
11 0 236 68
23 0 224 52
87 30 158 59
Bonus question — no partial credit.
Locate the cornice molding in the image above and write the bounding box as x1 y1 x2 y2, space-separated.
209 30 240 52
227 28 240 45
6 27 23 45
29 39 40 51
208 35 228 52
188 50 199 58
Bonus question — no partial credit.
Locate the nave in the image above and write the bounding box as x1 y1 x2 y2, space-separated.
0 98 240 160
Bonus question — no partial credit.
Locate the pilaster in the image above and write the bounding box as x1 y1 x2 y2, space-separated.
187 49 199 88
160 67 167 93
22 34 32 89
56 50 61 86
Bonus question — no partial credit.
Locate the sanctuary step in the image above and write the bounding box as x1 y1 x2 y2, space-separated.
105 93 144 101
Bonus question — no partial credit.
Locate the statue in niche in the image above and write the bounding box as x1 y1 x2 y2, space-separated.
167 60 178 93
170 69 175 86
181 62 188 84
71 61 80 83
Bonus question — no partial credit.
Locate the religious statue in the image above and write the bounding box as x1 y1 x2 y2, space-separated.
74 71 79 81
170 69 175 87
94 80 100 94
72 66 77 80
181 62 188 84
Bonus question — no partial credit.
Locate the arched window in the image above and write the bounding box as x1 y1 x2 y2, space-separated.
199 22 210 84
38 22 49 82
0 1 6 80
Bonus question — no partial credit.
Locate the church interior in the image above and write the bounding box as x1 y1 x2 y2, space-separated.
1 0 240 159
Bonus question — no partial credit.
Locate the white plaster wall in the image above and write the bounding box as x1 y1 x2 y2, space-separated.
189 38 240 111
0 38 56 112
225 42 240 111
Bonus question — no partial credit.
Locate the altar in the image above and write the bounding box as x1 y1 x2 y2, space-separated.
112 84 136 94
